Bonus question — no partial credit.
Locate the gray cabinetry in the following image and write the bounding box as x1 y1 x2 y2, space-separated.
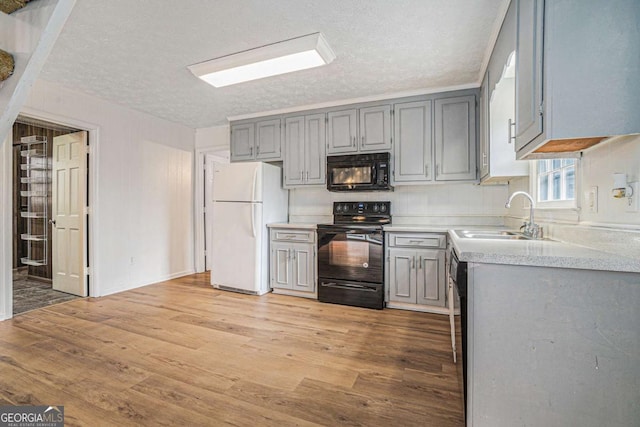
386 232 446 311
514 0 640 158
327 105 391 154
479 72 490 180
327 109 357 154
359 105 391 152
255 118 282 160
230 123 254 162
269 227 317 298
514 0 543 153
393 100 433 183
467 263 640 426
230 118 282 162
481 0 528 183
434 95 477 181
284 114 326 187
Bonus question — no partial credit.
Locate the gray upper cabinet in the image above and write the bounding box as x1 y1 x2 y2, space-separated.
359 105 392 152
514 0 640 158
514 0 544 152
230 118 282 162
327 105 391 154
434 95 477 181
304 114 326 184
230 123 255 162
284 113 326 187
481 0 529 183
479 72 490 180
255 118 282 160
327 109 357 154
284 116 305 186
393 100 433 183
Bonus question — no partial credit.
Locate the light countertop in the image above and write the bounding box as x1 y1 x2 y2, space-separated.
267 223 317 229
448 230 640 273
268 222 640 273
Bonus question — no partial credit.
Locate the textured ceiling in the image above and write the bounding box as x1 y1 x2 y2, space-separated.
39 0 505 128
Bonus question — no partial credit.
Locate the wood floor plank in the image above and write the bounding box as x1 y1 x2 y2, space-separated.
0 272 464 426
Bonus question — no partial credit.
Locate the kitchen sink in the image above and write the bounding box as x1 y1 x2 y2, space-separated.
453 230 534 240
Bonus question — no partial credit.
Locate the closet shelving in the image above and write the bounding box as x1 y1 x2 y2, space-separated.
19 135 49 266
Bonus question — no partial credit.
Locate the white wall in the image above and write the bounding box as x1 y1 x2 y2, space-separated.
290 183 509 225
195 124 229 151
17 79 196 297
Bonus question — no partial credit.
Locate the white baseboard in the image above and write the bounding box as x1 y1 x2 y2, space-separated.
99 269 197 297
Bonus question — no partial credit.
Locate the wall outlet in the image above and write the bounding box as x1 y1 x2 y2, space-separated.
626 182 639 213
584 186 598 213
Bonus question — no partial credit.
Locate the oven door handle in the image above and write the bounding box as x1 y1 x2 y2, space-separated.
320 282 377 292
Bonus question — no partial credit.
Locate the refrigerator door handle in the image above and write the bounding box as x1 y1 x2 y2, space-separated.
251 165 258 202
250 203 256 238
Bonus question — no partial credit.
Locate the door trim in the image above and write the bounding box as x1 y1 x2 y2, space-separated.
1 129 13 319
3 107 99 313
194 147 229 273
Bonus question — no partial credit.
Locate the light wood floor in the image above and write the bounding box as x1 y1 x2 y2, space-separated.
0 273 464 426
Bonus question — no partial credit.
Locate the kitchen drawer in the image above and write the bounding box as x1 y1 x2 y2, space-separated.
389 233 446 249
271 229 315 243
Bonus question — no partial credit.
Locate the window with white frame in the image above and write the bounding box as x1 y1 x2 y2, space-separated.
536 159 576 205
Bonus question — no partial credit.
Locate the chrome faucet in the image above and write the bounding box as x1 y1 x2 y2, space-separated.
505 191 542 239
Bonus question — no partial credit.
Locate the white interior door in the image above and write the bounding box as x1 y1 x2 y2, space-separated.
52 131 87 296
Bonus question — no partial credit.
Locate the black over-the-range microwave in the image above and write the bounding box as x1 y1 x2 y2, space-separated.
326 152 392 192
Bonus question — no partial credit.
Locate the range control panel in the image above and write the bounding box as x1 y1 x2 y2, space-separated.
333 201 391 215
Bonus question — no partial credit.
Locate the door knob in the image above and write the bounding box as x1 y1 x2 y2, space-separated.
48 219 56 226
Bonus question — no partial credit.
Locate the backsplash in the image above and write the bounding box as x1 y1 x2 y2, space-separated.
506 134 640 257
289 183 509 226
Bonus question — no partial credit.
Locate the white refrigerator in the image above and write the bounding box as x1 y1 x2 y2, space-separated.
210 162 288 295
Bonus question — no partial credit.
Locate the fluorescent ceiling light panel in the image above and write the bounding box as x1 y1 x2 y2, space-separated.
188 33 336 87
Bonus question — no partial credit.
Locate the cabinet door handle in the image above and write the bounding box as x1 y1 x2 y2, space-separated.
250 146 253 156
352 136 356 147
300 171 303 181
425 164 429 177
508 118 516 144
411 256 415 269
361 136 365 147
418 256 423 269
306 171 309 181
256 144 260 154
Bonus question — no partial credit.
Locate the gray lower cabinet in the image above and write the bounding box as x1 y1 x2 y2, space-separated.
269 227 316 298
434 95 477 181
230 118 282 162
467 263 640 426
327 105 391 154
284 114 326 187
386 232 446 310
393 100 433 183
